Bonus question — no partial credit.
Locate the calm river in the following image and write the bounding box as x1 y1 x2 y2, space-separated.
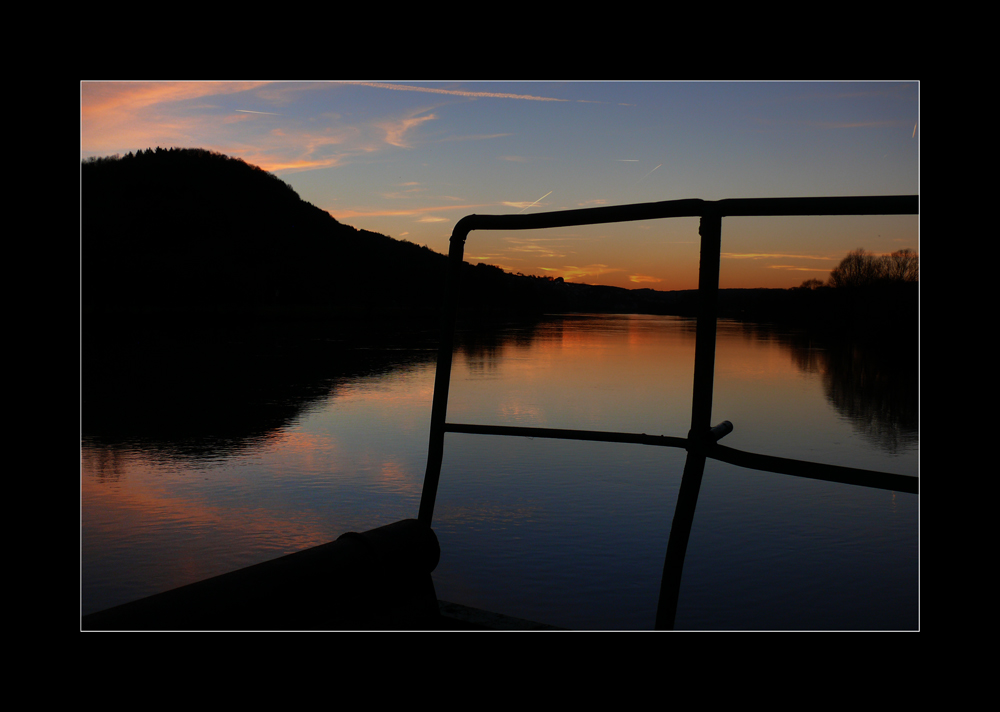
81 313 918 630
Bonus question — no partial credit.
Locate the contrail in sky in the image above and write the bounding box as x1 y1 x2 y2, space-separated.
519 191 552 213
639 163 662 181
631 163 662 189
236 109 281 115
344 82 568 103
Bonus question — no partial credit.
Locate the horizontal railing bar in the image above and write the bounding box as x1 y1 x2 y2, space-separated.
442 422 917 494
443 422 689 449
706 443 918 494
452 195 918 236
454 199 706 234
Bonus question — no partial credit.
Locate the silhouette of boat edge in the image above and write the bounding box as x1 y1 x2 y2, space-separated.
81 518 558 630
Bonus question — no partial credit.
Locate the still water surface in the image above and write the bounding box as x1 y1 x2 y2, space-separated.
81 314 918 629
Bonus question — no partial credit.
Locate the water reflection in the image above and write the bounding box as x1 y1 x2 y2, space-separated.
722 321 918 454
82 313 917 627
821 339 918 454
437 315 916 629
455 315 916 457
81 319 440 460
82 314 915 461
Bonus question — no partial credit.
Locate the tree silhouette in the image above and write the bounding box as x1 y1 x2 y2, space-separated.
884 248 919 283
827 248 918 289
796 278 825 290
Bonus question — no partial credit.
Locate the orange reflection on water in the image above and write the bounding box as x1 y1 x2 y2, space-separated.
453 316 699 435
82 434 355 603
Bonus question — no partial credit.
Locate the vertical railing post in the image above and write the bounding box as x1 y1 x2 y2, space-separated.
418 226 469 526
655 450 707 629
655 208 723 629
688 208 723 442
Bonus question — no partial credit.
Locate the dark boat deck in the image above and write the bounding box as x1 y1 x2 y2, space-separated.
82 519 563 631
435 601 562 630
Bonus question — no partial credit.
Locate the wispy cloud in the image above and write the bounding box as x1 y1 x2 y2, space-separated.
503 237 569 259
81 81 270 154
245 126 367 174
377 108 437 148
341 81 570 102
328 204 487 219
539 264 622 281
258 156 345 172
721 252 835 274
722 252 832 260
81 81 444 172
767 265 831 272
629 274 662 284
466 252 510 263
722 252 836 274
82 81 266 117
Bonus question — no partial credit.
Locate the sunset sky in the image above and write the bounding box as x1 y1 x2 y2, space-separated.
80 80 919 290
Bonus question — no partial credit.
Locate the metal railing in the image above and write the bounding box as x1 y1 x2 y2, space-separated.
417 195 919 629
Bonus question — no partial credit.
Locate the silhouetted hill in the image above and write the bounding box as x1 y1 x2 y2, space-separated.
82 147 460 319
